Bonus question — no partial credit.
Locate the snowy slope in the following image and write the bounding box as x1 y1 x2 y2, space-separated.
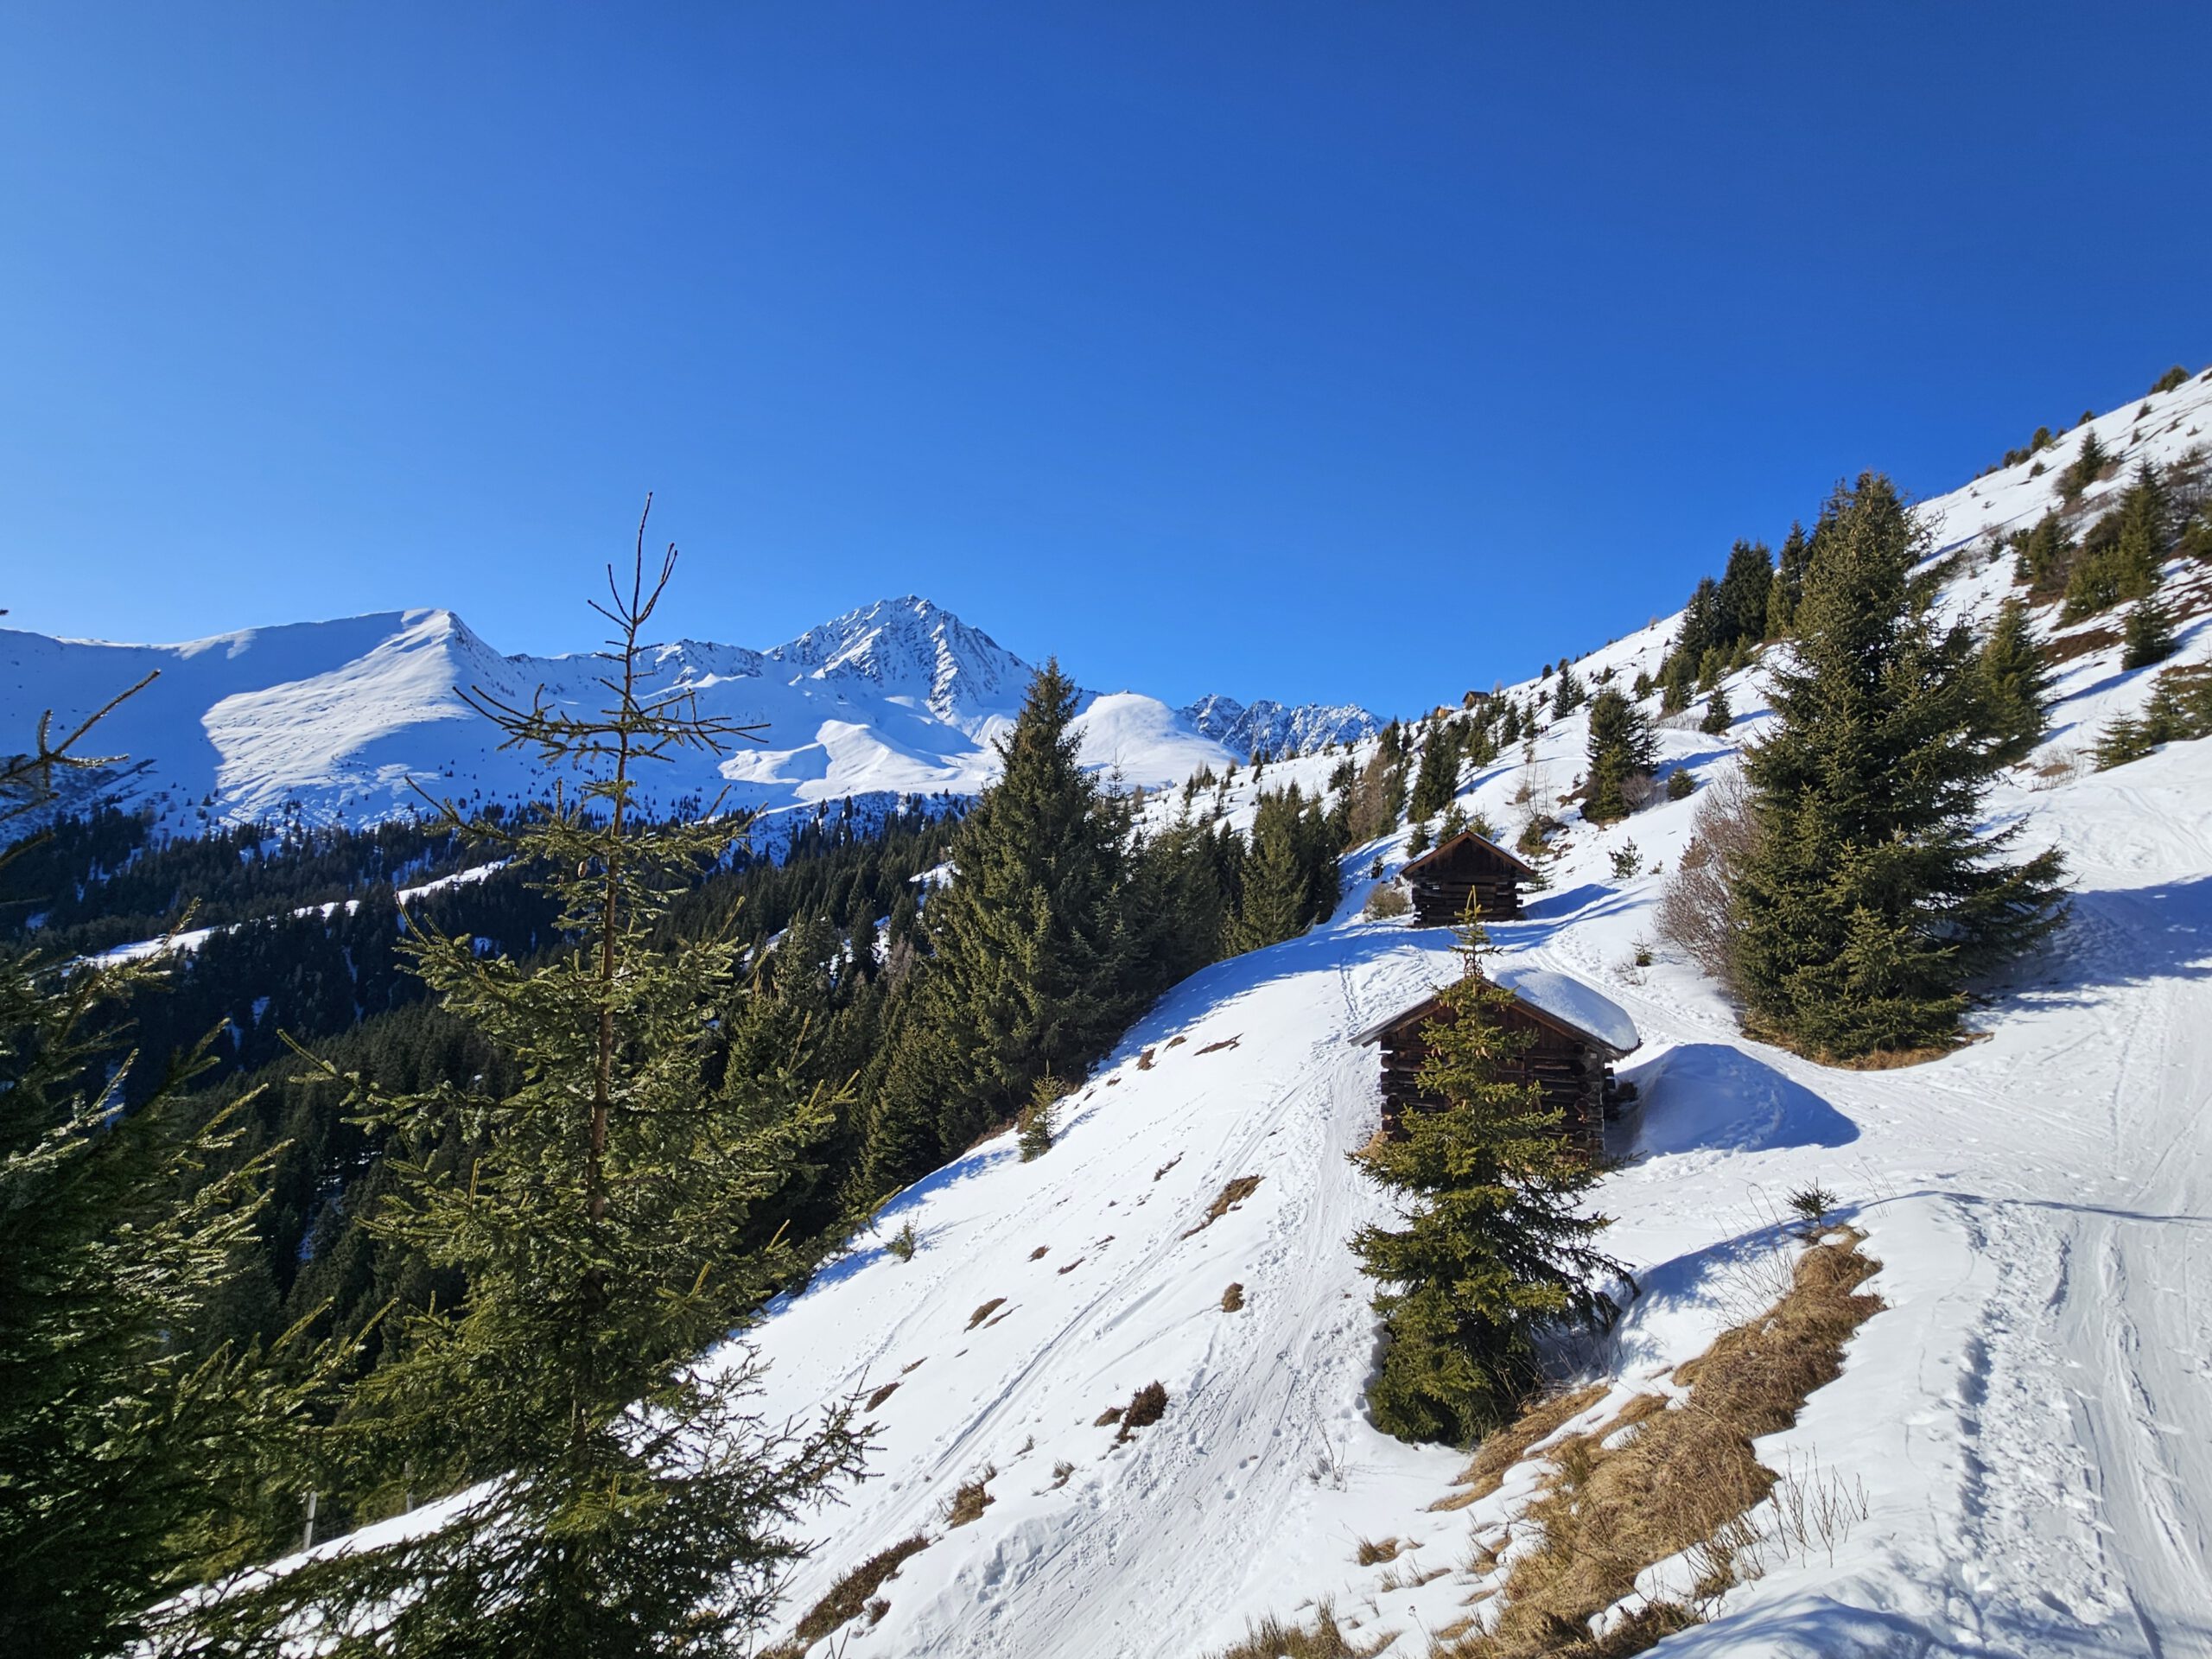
733 368 2212 1658
0 596 1373 843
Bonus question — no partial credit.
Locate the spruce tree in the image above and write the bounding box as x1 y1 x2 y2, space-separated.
1699 682 1733 736
1408 726 1459 825
1016 1074 1062 1161
1768 522 1809 637
2121 589 2178 671
1550 662 1585 716
1230 787 1319 952
860 659 1135 1185
1351 911 1621 1446
1715 538 1773 649
3 683 332 1659
2059 425 2107 500
2012 512 2072 594
1976 597 2051 766
1728 474 2067 1060
196 519 865 1657
1582 689 1657 824
2063 463 2169 620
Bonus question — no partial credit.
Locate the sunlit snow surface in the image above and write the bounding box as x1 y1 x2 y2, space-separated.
737 374 2212 1657
0 596 1373 847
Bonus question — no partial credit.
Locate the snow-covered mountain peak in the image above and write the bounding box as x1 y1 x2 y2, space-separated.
1180 691 1379 759
762 595 1030 723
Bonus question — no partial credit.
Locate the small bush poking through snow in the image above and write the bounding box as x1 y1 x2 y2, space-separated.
885 1219 918 1262
1363 880 1410 920
1220 1281 1245 1312
1018 1074 1065 1162
1667 767 1695 800
943 1468 996 1528
1787 1183 1841 1234
1114 1381 1168 1444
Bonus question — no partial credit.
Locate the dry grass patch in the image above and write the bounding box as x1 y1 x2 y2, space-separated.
1220 1281 1245 1312
766 1533 931 1656
1030 1245 1049 1260
1056 1257 1084 1274
863 1381 900 1412
1166 1034 1187 1049
965 1297 1006 1331
1184 1174 1263 1236
1431 1384 1607 1511
943 1466 997 1529
1206 1604 1389 1659
1353 1535 1402 1567
1196 1035 1242 1054
1827 1037 1978 1070
1138 1046 1158 1070
1435 1231 1883 1656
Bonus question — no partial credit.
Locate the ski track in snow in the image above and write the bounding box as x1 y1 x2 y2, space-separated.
738 374 2212 1658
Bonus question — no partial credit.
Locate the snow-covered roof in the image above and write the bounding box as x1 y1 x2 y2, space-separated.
1351 965 1640 1057
1491 966 1641 1055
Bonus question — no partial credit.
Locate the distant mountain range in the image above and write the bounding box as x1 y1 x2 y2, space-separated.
0 595 1376 840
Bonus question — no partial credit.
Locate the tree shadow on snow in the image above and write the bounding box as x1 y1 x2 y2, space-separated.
1618 1043 1859 1159
1985 872 2212 1014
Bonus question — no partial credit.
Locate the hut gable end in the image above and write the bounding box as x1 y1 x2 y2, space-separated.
1355 971 1637 1154
1397 830 1535 925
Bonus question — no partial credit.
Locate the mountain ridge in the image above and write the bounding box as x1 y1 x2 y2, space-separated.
1 594 1378 839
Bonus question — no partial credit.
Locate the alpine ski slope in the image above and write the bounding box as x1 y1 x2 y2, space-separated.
741 371 2212 1657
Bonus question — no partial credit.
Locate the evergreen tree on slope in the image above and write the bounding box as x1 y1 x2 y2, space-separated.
1976 596 2053 766
1351 911 1621 1446
3 679 334 1659
1583 688 1658 824
1407 724 1459 827
1728 474 2067 1060
860 660 1135 1187
195 518 864 1658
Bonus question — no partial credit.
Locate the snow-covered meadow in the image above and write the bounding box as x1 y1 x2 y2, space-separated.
741 372 2212 1657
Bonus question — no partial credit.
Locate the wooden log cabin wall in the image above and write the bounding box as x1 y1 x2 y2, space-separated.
1355 980 1636 1154
1397 830 1538 925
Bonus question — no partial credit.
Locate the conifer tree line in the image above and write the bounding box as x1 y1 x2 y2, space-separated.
2007 451 2209 619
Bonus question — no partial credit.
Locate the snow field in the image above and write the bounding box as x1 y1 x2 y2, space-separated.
746 373 2212 1656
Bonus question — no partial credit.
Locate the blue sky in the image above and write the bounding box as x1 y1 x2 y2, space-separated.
3 3 2207 715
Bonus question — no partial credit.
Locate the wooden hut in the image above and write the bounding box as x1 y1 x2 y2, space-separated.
1352 969 1639 1153
1398 830 1538 925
